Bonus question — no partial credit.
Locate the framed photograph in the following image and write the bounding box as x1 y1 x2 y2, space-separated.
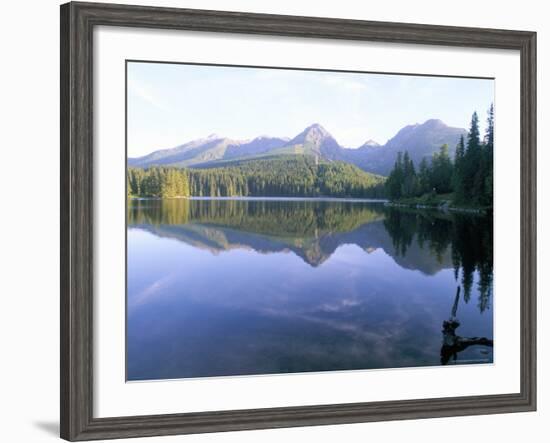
60 1 536 440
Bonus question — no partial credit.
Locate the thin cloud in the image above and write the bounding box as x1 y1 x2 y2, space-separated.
128 76 168 111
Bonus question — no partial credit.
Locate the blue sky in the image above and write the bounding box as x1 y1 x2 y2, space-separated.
127 61 494 158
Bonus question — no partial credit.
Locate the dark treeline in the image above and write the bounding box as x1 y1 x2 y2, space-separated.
385 106 494 207
127 167 190 198
128 155 386 199
383 208 493 312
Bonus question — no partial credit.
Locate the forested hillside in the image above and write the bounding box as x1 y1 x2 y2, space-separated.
127 154 386 199
385 106 494 207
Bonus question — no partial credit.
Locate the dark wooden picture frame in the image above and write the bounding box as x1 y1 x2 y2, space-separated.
60 1 536 440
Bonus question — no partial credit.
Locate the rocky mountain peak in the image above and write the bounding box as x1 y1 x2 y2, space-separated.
359 139 381 149
289 123 334 146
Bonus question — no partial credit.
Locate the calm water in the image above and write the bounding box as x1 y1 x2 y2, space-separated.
127 198 493 381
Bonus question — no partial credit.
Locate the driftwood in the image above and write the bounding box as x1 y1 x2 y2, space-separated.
440 286 494 365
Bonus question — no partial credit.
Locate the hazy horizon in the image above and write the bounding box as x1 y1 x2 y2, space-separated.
127 61 494 158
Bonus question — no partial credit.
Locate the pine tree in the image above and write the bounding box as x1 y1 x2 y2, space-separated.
401 151 417 197
482 103 494 206
463 112 482 203
452 135 466 203
418 157 431 195
431 144 453 194
386 151 404 199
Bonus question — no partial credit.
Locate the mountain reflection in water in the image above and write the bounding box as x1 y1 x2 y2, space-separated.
127 198 493 380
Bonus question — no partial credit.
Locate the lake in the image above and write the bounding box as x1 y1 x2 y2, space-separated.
127 198 493 381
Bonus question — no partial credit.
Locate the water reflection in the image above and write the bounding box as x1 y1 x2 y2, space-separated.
127 198 493 380
382 208 493 311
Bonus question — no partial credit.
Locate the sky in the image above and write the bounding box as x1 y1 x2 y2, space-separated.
127 61 494 158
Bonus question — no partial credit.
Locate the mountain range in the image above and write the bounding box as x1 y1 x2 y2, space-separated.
128 119 467 176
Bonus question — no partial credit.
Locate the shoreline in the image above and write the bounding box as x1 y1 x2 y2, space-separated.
384 201 491 214
128 196 489 213
130 196 389 203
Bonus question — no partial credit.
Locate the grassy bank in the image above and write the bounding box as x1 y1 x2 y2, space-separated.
386 192 491 214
